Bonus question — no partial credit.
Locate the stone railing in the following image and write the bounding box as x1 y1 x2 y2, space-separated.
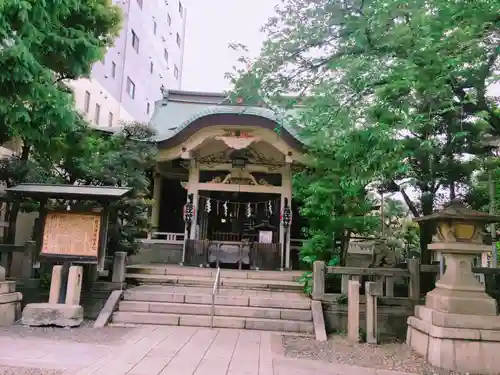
311 259 421 304
312 260 500 304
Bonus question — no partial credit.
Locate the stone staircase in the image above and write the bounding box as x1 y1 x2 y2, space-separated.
111 265 313 334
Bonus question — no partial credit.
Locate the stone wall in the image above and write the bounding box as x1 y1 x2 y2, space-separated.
323 299 412 341
129 242 183 264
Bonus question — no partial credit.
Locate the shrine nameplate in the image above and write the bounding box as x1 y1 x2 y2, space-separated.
41 212 101 262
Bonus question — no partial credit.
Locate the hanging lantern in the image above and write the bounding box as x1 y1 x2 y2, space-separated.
183 193 195 224
281 197 292 229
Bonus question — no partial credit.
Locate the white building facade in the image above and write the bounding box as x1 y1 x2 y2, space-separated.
69 0 187 127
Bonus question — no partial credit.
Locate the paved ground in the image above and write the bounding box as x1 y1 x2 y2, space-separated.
0 326 413 375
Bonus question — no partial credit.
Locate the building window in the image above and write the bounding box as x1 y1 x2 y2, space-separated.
176 33 181 47
111 61 116 78
131 30 140 53
150 61 154 74
137 0 142 8
167 13 172 26
164 49 169 63
153 21 157 35
108 112 113 127
147 102 150 114
84 91 91 113
126 77 136 98
174 65 179 79
178 1 183 16
94 103 101 124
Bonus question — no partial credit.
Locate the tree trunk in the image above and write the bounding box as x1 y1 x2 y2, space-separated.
4 145 30 276
419 191 435 264
339 229 351 266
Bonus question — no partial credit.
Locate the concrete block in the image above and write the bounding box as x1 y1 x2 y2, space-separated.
0 266 5 281
22 303 83 327
119 301 151 312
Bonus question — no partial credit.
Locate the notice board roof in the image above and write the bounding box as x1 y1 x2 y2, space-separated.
6 184 132 201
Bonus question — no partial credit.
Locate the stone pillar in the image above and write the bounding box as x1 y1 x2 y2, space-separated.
341 274 349 294
48 265 63 304
311 261 325 300
407 258 420 302
365 281 382 344
347 279 360 342
151 173 162 235
65 266 83 305
385 276 394 297
112 251 127 283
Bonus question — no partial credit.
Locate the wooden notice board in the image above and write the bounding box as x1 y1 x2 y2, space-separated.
41 212 101 262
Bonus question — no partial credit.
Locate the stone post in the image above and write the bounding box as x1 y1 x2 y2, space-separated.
365 281 382 344
385 276 395 297
407 258 420 302
347 279 360 343
0 265 5 281
341 274 349 294
48 265 63 304
112 251 127 283
311 261 325 300
65 266 83 305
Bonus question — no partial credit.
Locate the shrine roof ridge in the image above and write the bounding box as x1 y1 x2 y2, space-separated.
151 89 303 146
6 184 132 201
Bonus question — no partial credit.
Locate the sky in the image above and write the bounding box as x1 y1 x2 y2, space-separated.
181 0 279 93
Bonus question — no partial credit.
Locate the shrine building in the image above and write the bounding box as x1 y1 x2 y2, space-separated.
137 90 307 270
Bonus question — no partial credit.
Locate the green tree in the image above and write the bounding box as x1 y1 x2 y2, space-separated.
230 0 498 263
48 122 158 255
0 0 122 245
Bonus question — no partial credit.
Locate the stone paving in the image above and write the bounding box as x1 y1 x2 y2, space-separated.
0 326 411 375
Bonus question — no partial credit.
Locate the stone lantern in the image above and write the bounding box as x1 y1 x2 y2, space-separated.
407 200 500 374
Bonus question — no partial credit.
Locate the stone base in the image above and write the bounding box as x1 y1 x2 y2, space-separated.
407 306 500 374
0 281 22 326
22 303 83 327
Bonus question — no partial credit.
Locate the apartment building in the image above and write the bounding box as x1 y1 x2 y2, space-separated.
69 0 187 127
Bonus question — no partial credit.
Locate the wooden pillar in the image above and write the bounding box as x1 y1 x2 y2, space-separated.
151 173 162 235
280 163 292 269
188 161 200 240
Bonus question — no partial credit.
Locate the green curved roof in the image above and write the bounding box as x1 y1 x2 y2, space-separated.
150 90 302 142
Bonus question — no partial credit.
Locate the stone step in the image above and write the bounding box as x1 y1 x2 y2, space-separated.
118 301 313 321
126 265 302 282
125 273 302 291
112 311 314 333
123 289 311 310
